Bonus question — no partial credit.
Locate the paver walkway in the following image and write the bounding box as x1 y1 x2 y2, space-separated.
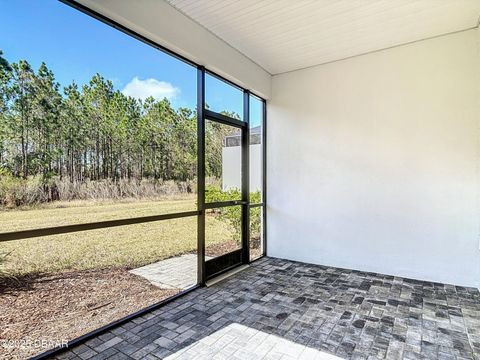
129 254 211 290
53 257 480 359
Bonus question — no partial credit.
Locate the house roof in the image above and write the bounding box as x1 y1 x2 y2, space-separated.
224 125 262 147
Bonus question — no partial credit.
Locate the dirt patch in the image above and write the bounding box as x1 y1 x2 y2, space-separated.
0 241 263 359
249 237 262 260
205 240 240 257
0 268 178 360
205 239 262 259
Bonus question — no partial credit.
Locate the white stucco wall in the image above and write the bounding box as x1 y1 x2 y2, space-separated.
222 145 262 192
268 29 480 287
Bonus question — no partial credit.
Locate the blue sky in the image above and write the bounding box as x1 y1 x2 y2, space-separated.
0 0 263 126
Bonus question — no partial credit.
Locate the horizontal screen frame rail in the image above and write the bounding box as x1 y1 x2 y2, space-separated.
205 200 247 209
0 210 200 242
205 109 247 128
248 203 264 208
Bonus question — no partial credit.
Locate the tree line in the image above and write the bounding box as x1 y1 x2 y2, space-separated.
0 51 232 193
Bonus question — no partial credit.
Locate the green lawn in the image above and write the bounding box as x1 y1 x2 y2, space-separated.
0 197 235 276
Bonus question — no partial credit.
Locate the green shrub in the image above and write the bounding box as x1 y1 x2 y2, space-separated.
205 185 262 240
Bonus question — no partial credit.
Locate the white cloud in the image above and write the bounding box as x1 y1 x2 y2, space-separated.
122 77 180 101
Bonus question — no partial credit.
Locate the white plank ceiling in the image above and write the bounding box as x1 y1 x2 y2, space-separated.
165 0 480 74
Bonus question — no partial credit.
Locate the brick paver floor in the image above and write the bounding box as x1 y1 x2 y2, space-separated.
53 257 480 359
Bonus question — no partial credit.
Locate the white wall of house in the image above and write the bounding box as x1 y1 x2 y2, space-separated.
268 29 480 288
222 144 262 192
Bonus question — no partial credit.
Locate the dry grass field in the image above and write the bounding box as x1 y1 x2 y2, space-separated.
0 196 238 276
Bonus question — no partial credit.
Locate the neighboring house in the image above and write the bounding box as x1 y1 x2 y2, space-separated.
222 126 262 191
